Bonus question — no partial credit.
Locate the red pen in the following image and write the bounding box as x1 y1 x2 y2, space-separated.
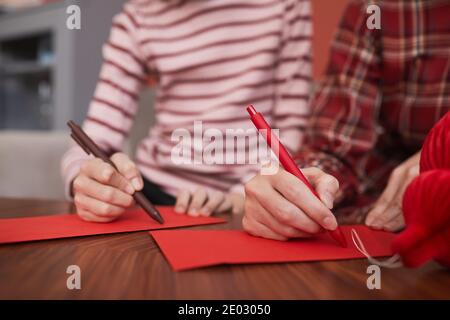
247 105 347 247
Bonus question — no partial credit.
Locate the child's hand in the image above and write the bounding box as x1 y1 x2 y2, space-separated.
72 153 143 222
243 168 339 241
174 189 244 216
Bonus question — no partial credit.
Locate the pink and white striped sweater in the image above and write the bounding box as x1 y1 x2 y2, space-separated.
61 0 312 197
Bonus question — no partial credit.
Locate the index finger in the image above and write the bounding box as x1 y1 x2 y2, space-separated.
82 160 134 195
270 170 338 231
248 180 322 234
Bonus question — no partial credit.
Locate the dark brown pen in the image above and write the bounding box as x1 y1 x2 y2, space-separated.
67 120 164 224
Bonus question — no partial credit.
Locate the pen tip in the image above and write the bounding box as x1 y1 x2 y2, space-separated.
330 228 348 248
246 105 257 116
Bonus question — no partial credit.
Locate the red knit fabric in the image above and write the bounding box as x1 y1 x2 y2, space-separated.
420 112 450 172
394 112 450 268
393 170 450 268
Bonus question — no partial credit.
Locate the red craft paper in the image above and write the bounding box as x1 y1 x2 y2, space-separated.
0 206 225 244
393 170 450 268
151 225 396 271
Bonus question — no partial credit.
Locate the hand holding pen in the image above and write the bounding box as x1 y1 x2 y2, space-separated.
68 121 164 224
244 106 347 247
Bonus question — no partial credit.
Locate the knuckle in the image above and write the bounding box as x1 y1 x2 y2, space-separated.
73 176 84 191
283 226 302 238
276 208 294 224
283 185 299 200
244 179 259 197
102 188 115 202
99 203 112 215
124 195 134 207
100 166 114 183
73 194 82 206
244 198 260 218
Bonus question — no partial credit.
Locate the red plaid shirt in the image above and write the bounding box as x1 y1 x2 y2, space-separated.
295 0 450 222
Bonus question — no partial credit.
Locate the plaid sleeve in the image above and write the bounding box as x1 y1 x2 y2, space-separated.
295 0 383 204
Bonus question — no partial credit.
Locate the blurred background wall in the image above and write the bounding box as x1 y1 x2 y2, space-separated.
312 0 348 79
0 0 348 200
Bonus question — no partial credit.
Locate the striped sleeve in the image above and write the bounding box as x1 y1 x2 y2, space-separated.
61 3 147 198
273 0 312 153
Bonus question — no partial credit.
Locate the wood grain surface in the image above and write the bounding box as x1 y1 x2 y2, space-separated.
0 197 449 300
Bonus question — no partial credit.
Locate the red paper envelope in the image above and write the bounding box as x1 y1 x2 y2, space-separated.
0 206 225 244
150 226 395 271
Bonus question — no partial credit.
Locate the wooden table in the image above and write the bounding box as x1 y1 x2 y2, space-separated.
0 197 449 300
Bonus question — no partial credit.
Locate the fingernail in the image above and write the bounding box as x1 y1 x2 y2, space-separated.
174 206 184 214
188 208 198 216
131 178 142 191
323 216 338 230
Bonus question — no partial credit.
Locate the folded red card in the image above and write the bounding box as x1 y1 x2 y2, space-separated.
0 206 225 244
151 226 395 271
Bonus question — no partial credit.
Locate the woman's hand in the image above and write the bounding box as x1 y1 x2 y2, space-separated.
365 152 421 232
174 188 244 216
72 153 143 222
243 167 340 241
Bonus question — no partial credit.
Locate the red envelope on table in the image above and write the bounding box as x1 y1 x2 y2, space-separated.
0 206 225 244
151 225 395 271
